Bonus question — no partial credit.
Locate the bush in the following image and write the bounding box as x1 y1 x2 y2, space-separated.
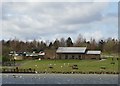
2 56 10 62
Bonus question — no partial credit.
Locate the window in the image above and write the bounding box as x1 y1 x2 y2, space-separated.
72 55 74 59
65 55 68 59
79 55 81 60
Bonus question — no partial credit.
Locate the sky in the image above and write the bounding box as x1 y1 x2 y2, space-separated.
1 1 118 42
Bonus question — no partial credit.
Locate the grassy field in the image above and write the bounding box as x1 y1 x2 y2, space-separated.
3 57 118 73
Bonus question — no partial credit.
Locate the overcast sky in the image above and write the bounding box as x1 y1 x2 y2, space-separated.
1 1 118 42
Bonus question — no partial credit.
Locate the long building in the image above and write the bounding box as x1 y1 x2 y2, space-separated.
56 47 101 60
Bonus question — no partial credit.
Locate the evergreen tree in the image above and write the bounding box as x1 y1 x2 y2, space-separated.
53 39 60 49
66 37 73 47
49 42 53 48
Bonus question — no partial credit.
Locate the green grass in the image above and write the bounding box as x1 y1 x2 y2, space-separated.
5 57 118 73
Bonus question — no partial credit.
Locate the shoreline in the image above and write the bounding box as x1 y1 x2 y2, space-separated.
1 72 119 75
1 70 119 74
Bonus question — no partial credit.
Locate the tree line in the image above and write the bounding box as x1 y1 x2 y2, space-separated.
1 34 120 61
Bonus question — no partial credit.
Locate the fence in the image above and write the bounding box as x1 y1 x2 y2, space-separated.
2 68 36 73
2 68 119 74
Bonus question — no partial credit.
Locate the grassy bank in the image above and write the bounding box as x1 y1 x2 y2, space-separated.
3 57 118 73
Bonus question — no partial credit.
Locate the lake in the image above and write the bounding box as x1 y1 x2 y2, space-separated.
1 74 118 84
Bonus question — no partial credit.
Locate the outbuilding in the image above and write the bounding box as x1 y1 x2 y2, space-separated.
86 50 101 60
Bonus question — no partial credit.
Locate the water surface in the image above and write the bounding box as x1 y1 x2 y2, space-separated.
2 74 118 84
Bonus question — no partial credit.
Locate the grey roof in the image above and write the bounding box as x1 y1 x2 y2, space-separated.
56 47 87 53
26 53 38 57
86 51 101 55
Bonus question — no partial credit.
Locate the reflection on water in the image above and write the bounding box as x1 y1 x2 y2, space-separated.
2 74 118 84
